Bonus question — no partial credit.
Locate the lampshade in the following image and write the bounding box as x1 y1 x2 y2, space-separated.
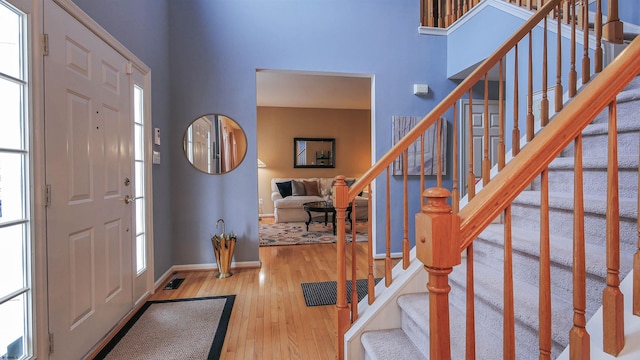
257 158 267 168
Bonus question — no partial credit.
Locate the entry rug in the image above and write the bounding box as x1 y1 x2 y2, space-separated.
301 278 382 307
259 221 368 246
94 295 235 360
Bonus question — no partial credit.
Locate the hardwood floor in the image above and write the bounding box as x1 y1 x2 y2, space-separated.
149 218 397 360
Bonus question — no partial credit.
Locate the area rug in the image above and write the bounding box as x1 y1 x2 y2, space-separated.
94 295 235 360
301 278 382 306
259 221 369 246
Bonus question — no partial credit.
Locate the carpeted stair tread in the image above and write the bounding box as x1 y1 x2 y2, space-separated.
479 224 594 273
449 258 575 351
478 223 633 279
580 115 640 134
616 86 640 104
529 155 639 200
513 190 637 219
546 154 638 169
475 224 634 314
615 82 640 103
395 292 498 359
361 328 427 360
585 84 640 125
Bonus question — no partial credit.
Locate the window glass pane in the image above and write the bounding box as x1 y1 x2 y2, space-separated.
134 124 142 161
0 153 26 223
0 293 25 360
135 161 144 198
0 4 21 79
134 86 143 125
135 201 145 234
136 234 145 273
0 79 24 150
0 224 25 298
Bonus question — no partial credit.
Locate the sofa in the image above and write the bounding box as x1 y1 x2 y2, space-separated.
271 177 369 223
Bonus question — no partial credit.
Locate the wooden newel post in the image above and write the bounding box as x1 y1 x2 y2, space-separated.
603 0 623 44
416 187 461 360
333 175 350 360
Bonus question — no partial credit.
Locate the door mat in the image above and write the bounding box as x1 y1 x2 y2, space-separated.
301 278 382 307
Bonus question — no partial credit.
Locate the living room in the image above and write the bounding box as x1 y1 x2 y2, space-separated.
256 71 372 224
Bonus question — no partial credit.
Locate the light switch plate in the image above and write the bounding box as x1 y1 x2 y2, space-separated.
153 151 160 164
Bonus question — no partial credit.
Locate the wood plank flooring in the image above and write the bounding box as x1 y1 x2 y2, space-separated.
149 218 399 360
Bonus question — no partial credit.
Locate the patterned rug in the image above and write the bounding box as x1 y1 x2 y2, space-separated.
259 221 369 246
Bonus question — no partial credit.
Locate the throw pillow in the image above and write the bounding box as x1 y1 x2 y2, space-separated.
303 180 320 196
276 181 292 198
291 180 306 196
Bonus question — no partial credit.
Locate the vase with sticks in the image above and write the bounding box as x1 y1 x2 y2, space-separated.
211 218 237 278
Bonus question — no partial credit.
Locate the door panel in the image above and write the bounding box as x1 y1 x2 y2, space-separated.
45 1 133 359
460 100 500 196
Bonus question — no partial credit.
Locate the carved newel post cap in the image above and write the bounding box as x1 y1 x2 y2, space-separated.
422 187 452 214
416 187 461 268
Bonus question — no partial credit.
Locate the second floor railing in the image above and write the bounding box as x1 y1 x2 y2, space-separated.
421 0 624 46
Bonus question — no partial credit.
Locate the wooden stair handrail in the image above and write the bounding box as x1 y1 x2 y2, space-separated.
458 35 640 247
348 0 561 201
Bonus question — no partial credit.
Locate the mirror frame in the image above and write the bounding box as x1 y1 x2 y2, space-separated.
182 114 247 174
293 137 335 168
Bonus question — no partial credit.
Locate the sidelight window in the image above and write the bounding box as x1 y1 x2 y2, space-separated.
0 1 32 359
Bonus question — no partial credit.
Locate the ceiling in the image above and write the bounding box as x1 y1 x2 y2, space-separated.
256 70 372 110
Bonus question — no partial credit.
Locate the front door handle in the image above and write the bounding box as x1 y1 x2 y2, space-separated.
124 195 134 204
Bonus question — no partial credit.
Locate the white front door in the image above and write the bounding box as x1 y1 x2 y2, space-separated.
460 99 500 197
44 1 134 359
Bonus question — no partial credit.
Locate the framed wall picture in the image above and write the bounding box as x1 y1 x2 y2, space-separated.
392 115 447 176
293 137 336 168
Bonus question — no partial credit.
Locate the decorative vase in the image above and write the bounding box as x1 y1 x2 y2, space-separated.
211 233 236 278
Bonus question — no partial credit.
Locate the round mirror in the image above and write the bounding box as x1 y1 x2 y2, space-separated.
183 114 247 174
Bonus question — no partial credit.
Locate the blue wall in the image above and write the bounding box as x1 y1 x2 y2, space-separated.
69 0 633 273
71 0 457 268
167 0 454 258
72 0 174 279
447 4 524 79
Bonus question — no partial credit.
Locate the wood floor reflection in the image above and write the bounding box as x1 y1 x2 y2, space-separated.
149 218 398 360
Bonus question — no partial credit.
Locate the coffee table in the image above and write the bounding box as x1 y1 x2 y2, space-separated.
303 201 352 235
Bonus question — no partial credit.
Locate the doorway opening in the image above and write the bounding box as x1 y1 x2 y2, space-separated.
255 69 373 229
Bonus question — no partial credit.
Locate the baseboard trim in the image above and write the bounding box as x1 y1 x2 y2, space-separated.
373 252 403 260
171 261 262 272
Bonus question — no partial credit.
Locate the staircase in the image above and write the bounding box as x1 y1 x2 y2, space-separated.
333 1 640 358
360 77 640 359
